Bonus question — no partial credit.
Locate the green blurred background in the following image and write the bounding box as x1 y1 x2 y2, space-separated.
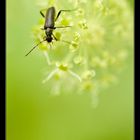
6 0 134 140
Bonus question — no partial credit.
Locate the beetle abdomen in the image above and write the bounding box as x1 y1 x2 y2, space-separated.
45 7 55 28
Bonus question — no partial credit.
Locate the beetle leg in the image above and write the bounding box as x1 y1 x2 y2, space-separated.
40 8 47 18
54 25 72 28
55 9 77 21
40 11 45 18
52 34 58 41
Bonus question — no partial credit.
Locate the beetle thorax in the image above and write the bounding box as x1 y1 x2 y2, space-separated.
45 28 53 36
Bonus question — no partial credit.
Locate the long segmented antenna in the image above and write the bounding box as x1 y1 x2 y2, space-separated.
25 39 46 56
60 39 71 44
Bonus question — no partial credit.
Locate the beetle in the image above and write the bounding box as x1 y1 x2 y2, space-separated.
25 6 76 56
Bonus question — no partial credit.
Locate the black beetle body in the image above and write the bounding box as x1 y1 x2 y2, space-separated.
25 6 76 56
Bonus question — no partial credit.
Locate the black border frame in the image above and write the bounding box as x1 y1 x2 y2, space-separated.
0 0 6 139
135 0 139 139
0 0 136 140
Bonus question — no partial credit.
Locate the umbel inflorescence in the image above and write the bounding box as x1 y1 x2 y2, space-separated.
32 0 133 106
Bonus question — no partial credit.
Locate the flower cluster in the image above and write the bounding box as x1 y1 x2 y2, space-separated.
32 0 133 106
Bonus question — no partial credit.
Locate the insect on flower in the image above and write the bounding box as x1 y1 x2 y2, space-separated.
25 6 77 56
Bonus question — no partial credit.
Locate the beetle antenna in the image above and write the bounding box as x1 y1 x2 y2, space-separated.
60 39 71 44
25 39 46 56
